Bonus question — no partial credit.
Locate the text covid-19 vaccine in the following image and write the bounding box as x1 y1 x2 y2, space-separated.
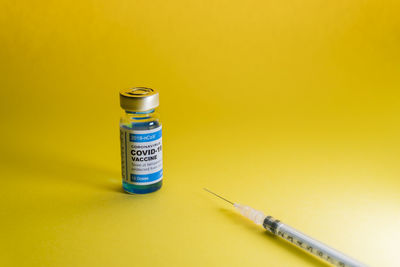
119 87 163 194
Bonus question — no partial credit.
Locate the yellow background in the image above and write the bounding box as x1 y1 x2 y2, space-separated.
1 0 399 266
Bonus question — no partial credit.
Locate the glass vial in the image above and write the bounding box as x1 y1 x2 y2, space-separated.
119 87 163 194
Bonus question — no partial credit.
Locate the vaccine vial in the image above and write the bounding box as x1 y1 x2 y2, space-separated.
119 87 163 194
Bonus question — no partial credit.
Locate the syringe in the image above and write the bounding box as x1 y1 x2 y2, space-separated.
204 188 366 267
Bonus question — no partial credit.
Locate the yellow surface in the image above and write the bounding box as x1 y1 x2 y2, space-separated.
1 1 399 266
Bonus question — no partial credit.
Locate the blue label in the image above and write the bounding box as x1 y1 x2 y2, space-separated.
131 169 163 183
129 129 162 143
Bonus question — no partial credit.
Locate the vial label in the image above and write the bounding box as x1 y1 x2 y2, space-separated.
120 126 163 185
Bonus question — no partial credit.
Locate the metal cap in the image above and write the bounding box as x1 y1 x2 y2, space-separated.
120 87 159 112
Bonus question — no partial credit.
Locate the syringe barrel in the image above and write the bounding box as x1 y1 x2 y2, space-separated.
263 217 366 267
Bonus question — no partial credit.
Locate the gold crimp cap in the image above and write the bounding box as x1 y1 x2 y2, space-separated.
120 87 159 112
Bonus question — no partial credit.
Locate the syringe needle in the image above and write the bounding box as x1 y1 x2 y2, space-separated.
203 188 234 205
204 188 366 267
